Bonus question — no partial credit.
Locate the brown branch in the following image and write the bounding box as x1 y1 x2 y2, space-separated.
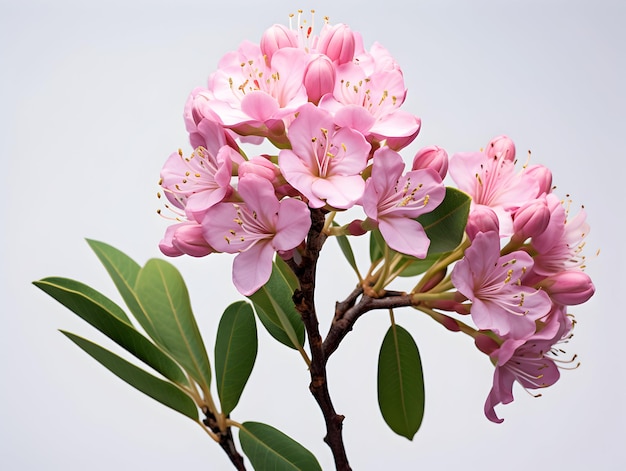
323 292 414 361
292 208 352 471
203 411 247 470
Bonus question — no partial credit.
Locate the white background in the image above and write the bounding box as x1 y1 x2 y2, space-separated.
2 0 624 469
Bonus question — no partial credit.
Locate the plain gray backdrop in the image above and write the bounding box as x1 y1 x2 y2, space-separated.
2 0 624 469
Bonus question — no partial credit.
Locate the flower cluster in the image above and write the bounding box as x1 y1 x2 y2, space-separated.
157 13 595 425
448 136 594 422
158 14 445 296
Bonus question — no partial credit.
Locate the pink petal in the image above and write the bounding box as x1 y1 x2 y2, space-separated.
378 216 430 259
232 241 275 295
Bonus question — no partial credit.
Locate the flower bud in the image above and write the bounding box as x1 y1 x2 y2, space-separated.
317 23 356 64
304 55 336 104
412 145 449 179
525 164 553 196
465 206 500 240
159 222 213 258
540 271 595 305
512 196 550 242
238 155 280 181
260 24 299 61
348 219 367 236
486 135 516 162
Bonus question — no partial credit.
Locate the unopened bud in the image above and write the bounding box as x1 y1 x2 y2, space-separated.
348 219 367 236
260 24 299 61
465 206 500 240
238 155 281 182
412 145 449 180
486 135 516 162
540 271 595 305
304 55 336 104
159 222 213 258
317 23 356 64
512 196 550 242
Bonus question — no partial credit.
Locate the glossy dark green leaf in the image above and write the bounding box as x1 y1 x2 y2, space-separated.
239 422 322 471
61 331 198 420
378 324 425 440
417 187 470 255
215 301 257 415
87 239 162 342
134 259 212 392
33 277 189 386
248 262 305 350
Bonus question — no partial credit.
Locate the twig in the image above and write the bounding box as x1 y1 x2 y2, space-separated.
203 409 247 470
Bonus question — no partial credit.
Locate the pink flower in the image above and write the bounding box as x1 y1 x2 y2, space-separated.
318 57 420 150
451 231 552 339
483 308 572 423
531 194 590 276
278 103 370 209
361 147 445 258
159 143 237 222
202 175 311 295
449 140 540 236
203 41 310 143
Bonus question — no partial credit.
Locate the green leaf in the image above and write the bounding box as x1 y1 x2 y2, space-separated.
33 277 190 387
239 422 322 471
331 221 359 275
87 239 162 342
134 259 212 392
397 252 442 278
61 331 198 420
248 262 305 350
377 324 425 440
417 187 470 255
369 228 386 262
215 301 257 415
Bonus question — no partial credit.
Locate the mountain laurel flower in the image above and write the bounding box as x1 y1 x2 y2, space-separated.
204 41 310 142
412 145 449 180
361 147 445 259
451 231 552 340
159 144 238 222
484 336 561 423
318 62 420 151
202 174 311 296
531 193 590 276
449 139 540 236
278 103 370 209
